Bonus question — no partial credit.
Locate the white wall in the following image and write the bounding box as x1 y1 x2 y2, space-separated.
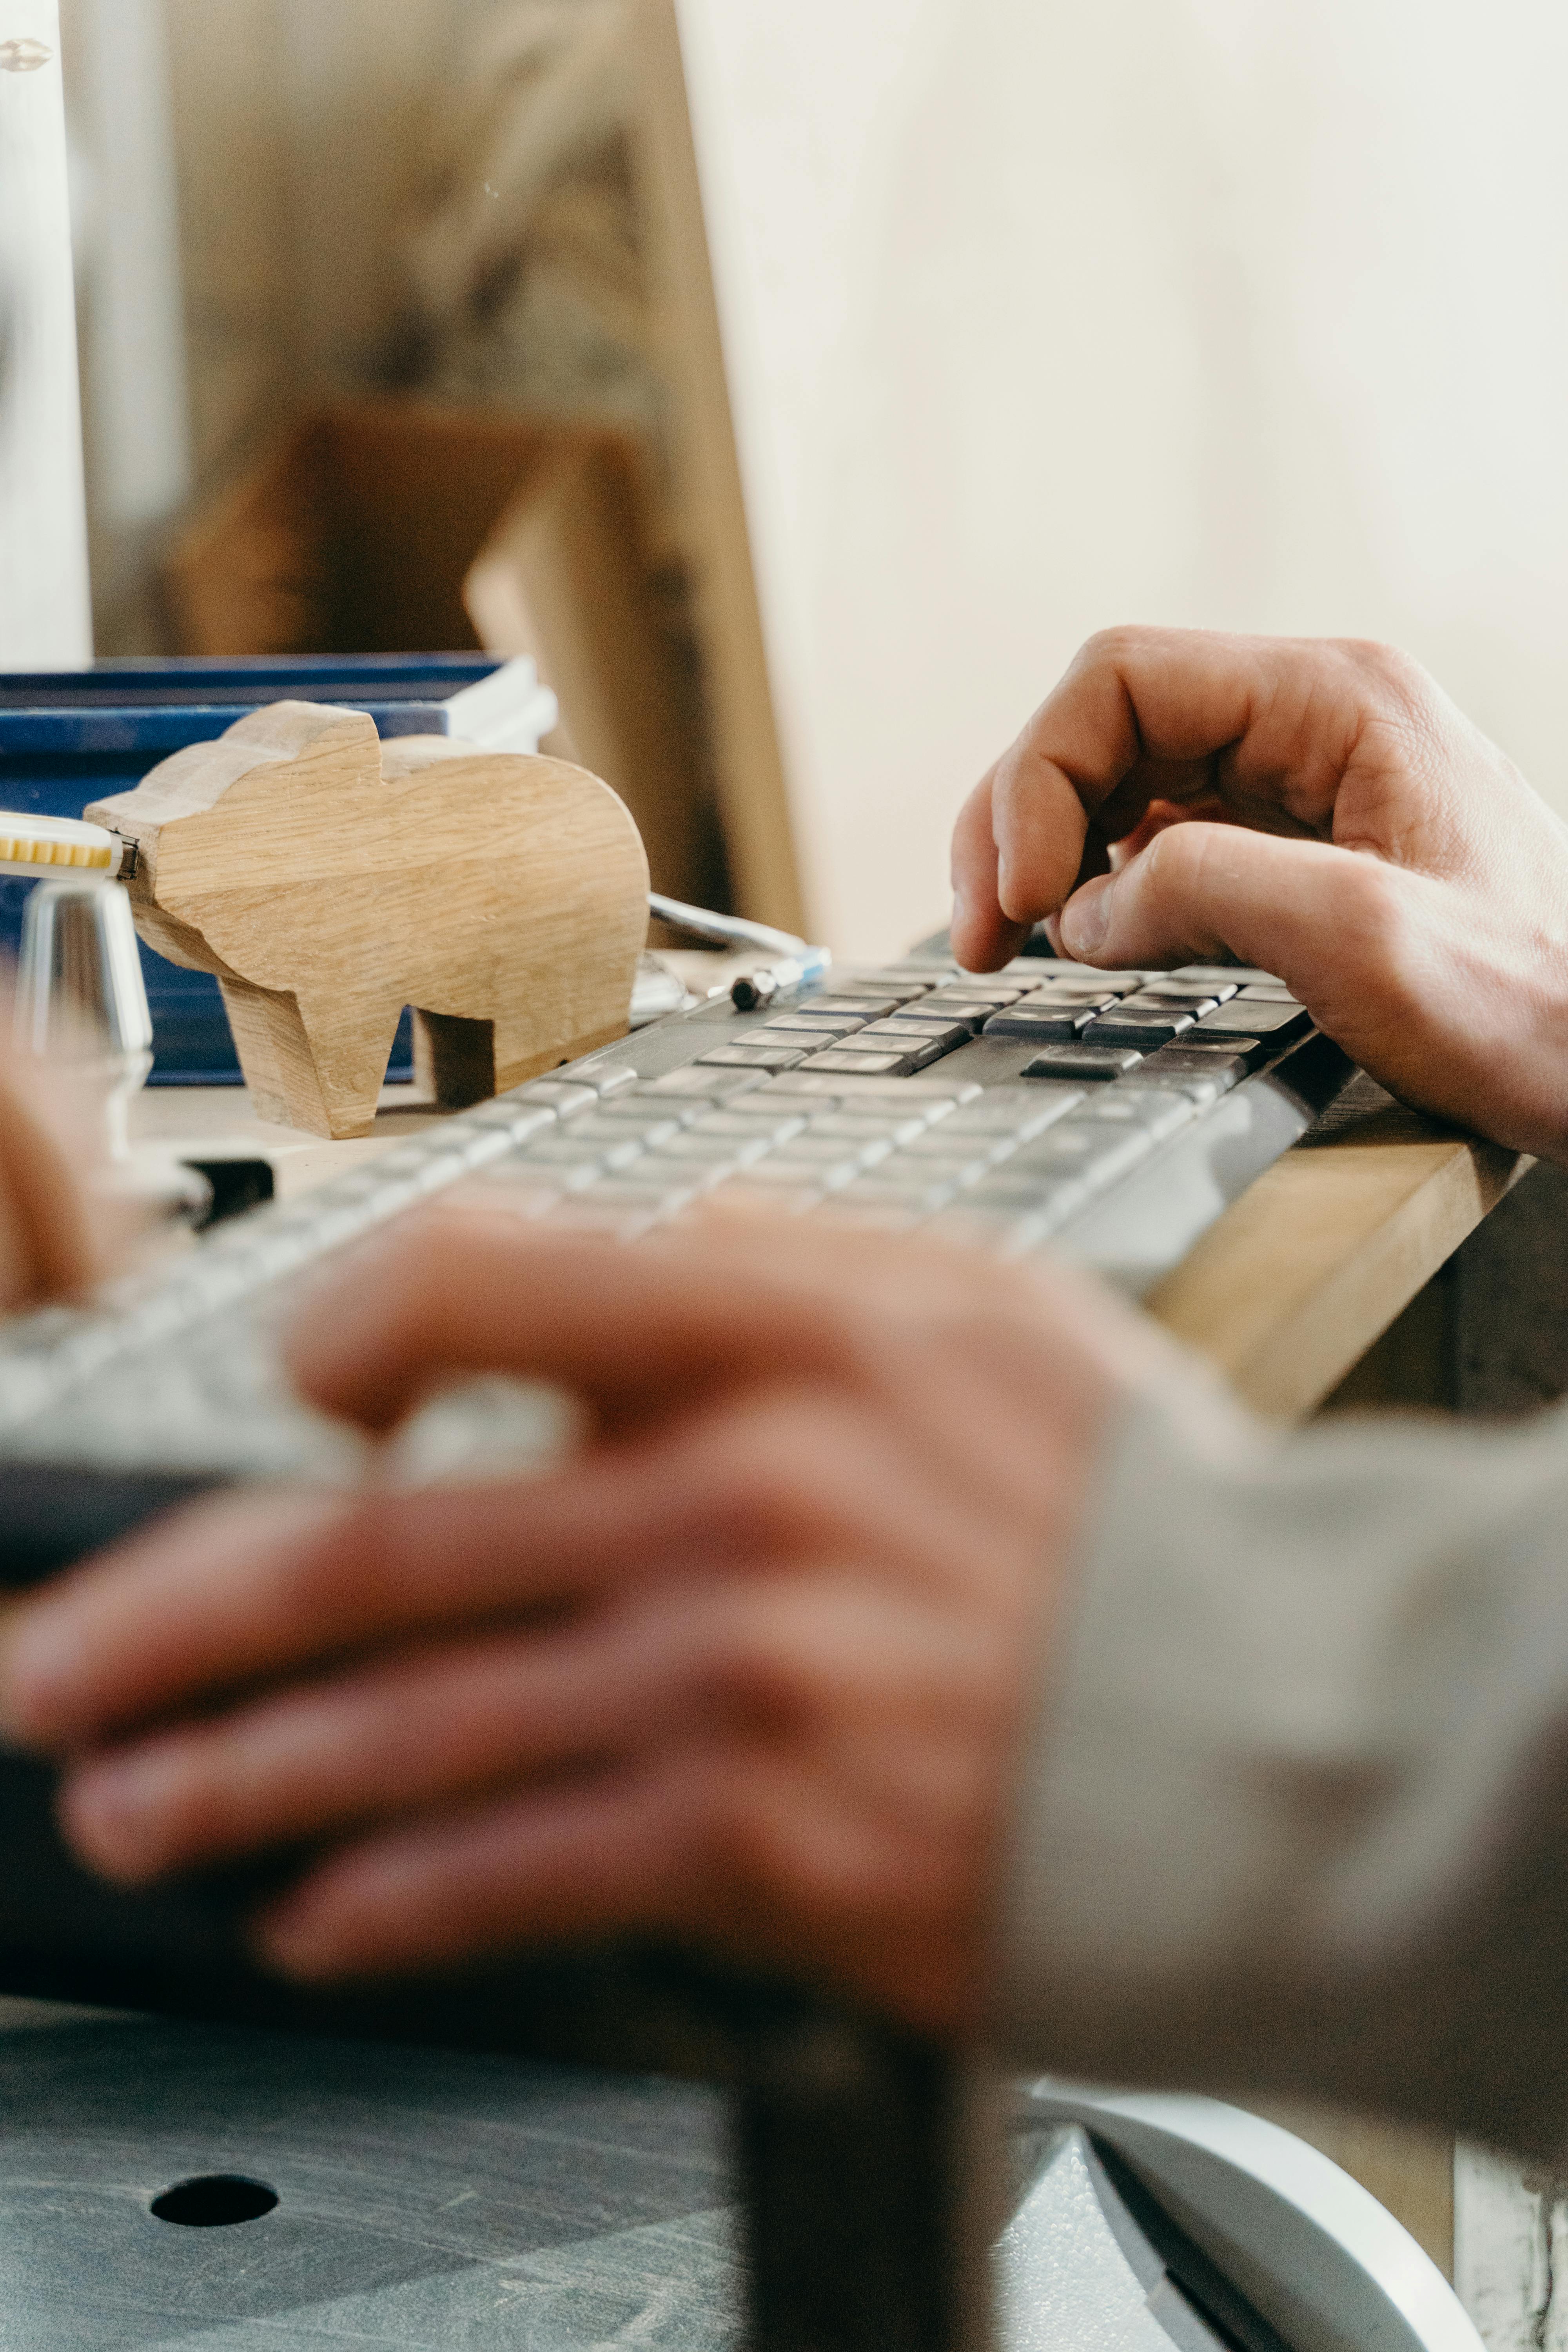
0 0 91 665
681 0 1568 959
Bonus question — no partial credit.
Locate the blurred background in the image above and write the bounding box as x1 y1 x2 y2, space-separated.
38 0 1568 956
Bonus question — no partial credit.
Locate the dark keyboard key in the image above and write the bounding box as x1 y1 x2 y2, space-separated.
1083 1009 1195 1048
1192 1001 1311 1042
1126 1045 1252 1095
1021 1044 1143 1080
760 1013 868 1035
981 1005 1098 1041
855 1018 971 1055
697 1041 811 1071
798 994 907 1017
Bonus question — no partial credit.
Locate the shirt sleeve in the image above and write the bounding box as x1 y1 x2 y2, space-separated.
996 1383 1568 2161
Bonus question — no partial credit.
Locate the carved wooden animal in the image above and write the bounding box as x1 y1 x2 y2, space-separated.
86 702 650 1140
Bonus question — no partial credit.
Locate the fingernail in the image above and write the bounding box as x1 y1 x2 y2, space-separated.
0 1604 87 1745
1060 885 1110 957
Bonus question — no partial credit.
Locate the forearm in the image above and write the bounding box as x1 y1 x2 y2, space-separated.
1000 1387 1568 2160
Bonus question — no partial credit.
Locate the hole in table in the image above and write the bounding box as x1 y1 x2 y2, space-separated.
151 2174 279 2228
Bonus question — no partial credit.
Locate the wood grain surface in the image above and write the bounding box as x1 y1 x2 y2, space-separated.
88 702 650 1139
1148 1097 1526 1422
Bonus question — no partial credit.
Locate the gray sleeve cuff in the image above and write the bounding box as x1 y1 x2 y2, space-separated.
996 1383 1568 2155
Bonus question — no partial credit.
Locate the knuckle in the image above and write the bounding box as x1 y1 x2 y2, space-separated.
1335 637 1436 719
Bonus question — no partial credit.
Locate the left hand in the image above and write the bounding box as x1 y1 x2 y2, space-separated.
0 1202 1172 2035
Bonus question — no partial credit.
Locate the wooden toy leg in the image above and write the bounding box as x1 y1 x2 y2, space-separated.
412 1010 498 1110
220 979 401 1139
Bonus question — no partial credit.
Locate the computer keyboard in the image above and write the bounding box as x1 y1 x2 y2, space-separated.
0 947 1351 1566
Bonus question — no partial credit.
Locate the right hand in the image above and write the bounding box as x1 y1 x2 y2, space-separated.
949 629 1568 1161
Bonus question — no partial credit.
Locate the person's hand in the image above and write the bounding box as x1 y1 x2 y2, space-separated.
950 628 1568 1161
0 1201 1177 2035
0 1008 112 1308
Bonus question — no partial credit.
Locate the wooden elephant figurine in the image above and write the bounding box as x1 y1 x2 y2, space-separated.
87 701 650 1140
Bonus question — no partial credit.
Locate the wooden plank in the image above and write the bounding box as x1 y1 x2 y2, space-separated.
628 0 806 935
1147 1103 1525 1422
0 0 91 663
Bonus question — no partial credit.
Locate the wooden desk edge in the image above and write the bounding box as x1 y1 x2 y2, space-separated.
1149 1117 1528 1423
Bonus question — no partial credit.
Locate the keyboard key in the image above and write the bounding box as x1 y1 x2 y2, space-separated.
799 1047 922 1076
762 1072 983 1104
806 1112 927 1147
1003 965 1148 988
957 1173 1095 1229
557 1113 675 1149
796 994 906 1018
648 1129 773 1168
1078 1087 1195 1142
1021 1044 1143 1080
514 1134 639 1183
1170 964 1280 987
462 1101 560 1145
939 1086 1086 1139
834 1174 963 1213
1082 1009 1195 1047
595 1093 704 1126
755 1151 866 1190
1013 978 1125 1004
760 1014 867 1037
641 1065 769 1098
514 1080 599 1118
981 1005 1098 1041
1237 984 1303 1006
1191 1001 1311 1042
517 1065 636 1103
1125 1048 1248 1098
855 1019 971 1058
1120 989 1221 1016
687 1109 811 1143
697 1041 811 1070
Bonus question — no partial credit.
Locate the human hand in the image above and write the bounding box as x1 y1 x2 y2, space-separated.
0 1202 1175 2036
950 628 1568 1160
0 1003 114 1308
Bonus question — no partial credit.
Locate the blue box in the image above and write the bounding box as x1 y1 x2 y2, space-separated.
0 656 556 1084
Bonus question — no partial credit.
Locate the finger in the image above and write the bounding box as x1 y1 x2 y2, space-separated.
0 1060 103 1302
56 1572 999 1888
0 1376 985 1753
286 1211 891 1435
950 767 1035 969
57 1609 691 1884
250 1770 684 1984
1055 820 1390 998
249 1739 979 2034
957 628 1385 967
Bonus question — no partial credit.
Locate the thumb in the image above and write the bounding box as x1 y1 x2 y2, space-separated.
1056 821 1389 996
